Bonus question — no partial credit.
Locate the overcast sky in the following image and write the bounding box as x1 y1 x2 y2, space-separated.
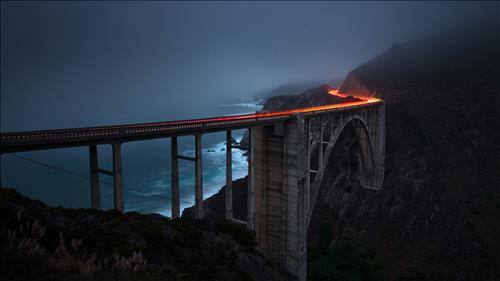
1 1 497 131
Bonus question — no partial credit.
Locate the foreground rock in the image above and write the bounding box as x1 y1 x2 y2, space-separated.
0 188 291 281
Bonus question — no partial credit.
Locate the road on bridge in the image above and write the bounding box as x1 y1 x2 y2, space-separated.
0 90 381 153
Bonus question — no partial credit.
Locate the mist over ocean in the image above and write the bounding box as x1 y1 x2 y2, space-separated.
0 99 262 216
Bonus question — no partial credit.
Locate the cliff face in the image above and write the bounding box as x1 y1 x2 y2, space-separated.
254 80 344 102
0 188 291 281
185 25 499 281
321 25 500 280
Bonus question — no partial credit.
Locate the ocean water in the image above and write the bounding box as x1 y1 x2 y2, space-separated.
0 101 262 216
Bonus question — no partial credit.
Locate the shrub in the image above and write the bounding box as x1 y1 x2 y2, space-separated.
5 210 147 274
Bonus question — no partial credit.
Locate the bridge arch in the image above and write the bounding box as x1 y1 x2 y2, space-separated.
307 114 378 227
251 103 385 281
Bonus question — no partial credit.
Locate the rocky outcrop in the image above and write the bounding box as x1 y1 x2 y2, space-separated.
255 80 344 102
0 188 291 281
260 84 361 112
182 177 248 222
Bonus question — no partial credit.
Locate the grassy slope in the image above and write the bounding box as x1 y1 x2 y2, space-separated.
0 188 290 281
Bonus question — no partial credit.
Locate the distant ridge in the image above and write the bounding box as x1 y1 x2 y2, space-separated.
255 79 344 102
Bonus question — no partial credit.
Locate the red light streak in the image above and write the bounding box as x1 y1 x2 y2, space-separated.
1 89 382 136
149 89 381 125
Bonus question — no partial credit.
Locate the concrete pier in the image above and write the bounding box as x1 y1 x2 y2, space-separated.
375 103 386 188
171 137 180 218
89 145 101 210
318 115 323 170
112 143 124 212
247 128 256 230
225 130 233 220
195 133 203 219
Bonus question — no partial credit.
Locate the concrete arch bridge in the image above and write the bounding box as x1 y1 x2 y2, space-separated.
1 97 385 281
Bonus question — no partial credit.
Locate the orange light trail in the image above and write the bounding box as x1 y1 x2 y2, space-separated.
328 89 380 102
1 89 382 137
141 89 381 126
0 87 384 157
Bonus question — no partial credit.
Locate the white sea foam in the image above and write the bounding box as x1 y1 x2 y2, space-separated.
219 102 262 109
138 133 249 217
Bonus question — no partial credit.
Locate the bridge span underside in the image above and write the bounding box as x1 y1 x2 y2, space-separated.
0 100 384 281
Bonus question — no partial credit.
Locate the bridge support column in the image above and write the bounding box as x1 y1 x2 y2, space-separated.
195 133 204 219
171 137 180 218
112 143 124 212
0 154 2 188
225 130 233 220
294 113 308 281
247 128 255 230
319 116 323 170
305 118 312 228
89 145 101 210
374 103 386 188
253 116 308 281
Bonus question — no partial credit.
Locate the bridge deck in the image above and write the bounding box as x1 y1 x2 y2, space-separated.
1 99 382 153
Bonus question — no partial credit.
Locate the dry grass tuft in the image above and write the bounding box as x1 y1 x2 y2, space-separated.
6 210 147 274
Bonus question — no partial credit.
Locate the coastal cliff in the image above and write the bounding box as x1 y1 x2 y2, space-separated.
321 25 500 281
184 24 500 281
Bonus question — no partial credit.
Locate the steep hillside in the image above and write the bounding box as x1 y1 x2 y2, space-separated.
325 24 500 280
185 24 500 281
0 188 291 281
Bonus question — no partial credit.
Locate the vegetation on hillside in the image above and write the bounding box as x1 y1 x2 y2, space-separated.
0 188 290 281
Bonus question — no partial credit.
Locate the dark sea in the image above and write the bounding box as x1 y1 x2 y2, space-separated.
1 99 262 216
